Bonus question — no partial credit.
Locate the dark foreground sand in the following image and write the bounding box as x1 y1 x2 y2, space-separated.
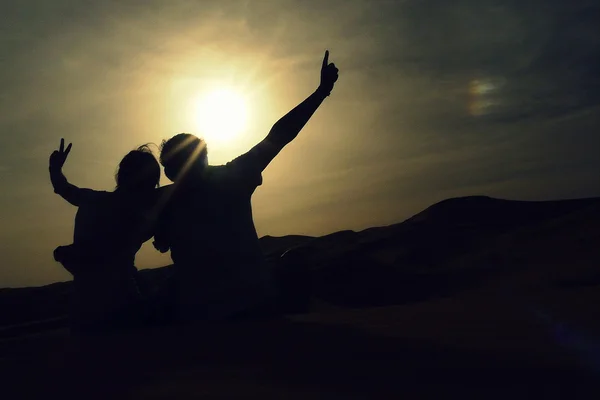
2 287 600 399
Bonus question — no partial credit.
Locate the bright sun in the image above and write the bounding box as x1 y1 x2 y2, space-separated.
194 88 249 145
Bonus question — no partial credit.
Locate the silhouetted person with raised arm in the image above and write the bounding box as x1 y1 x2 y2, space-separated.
155 51 339 321
50 139 161 334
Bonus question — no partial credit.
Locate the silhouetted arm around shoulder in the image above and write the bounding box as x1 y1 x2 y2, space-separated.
251 51 339 172
49 139 86 206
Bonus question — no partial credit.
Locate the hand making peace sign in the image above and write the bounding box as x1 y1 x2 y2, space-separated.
49 138 72 170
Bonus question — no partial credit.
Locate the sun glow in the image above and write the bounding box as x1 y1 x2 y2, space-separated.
193 88 249 146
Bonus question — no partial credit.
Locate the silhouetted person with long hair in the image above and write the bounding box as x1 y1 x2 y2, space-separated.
50 139 161 334
154 51 339 321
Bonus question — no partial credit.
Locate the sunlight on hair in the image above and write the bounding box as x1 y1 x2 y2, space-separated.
193 87 249 146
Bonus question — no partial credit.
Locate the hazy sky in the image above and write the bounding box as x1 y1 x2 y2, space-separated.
1 0 599 287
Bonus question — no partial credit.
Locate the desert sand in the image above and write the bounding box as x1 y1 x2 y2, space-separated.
2 196 600 399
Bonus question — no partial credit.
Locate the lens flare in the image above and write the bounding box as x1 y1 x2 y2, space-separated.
468 77 504 116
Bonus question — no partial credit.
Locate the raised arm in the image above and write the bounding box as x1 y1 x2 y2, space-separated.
250 50 339 172
49 138 86 206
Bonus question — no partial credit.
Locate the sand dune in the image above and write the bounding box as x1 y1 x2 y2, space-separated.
2 196 600 398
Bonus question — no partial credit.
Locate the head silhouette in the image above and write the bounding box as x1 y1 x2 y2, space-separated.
115 145 161 192
159 133 208 182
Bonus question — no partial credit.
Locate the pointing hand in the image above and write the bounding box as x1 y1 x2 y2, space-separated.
319 50 339 96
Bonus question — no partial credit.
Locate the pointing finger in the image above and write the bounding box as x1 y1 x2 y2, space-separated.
64 143 72 157
322 50 329 69
59 138 64 153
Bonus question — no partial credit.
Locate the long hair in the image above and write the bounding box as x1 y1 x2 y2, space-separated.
115 144 161 191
